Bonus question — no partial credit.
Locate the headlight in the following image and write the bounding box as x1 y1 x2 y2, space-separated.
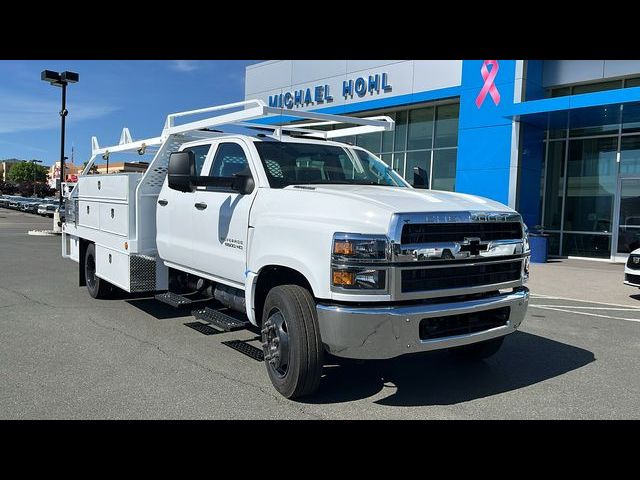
331 233 389 293
332 267 386 290
332 233 388 262
523 223 530 253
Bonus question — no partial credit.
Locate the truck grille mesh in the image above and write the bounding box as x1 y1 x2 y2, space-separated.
401 222 523 244
419 306 510 340
401 260 522 293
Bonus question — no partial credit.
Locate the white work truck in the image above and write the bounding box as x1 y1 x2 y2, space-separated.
62 100 530 398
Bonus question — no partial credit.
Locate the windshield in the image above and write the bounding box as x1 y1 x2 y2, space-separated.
254 141 407 188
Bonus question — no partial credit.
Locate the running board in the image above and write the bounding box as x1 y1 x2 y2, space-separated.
155 291 211 308
191 307 249 332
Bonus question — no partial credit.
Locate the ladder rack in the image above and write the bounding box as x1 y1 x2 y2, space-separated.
81 99 395 176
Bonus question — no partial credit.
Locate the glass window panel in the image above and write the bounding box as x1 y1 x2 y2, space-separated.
617 178 640 254
394 110 408 151
620 136 640 176
572 80 622 95
549 129 567 139
550 87 571 98
431 149 457 191
434 104 459 148
407 107 434 150
543 141 566 230
545 232 561 256
356 132 382 154
209 143 248 178
379 153 392 167
392 152 405 177
184 144 211 176
381 112 395 152
569 105 620 136
563 138 617 233
622 103 640 133
562 233 611 258
625 77 640 88
405 151 430 187
569 124 619 137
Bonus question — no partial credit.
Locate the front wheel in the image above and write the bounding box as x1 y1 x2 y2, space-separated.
261 285 324 399
84 243 113 299
447 336 505 360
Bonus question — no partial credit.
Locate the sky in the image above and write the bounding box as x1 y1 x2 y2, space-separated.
0 60 259 166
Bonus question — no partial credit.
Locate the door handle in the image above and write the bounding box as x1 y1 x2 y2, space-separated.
158 199 168 206
194 202 208 210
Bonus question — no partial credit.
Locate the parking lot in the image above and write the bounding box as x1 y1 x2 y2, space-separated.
0 208 638 419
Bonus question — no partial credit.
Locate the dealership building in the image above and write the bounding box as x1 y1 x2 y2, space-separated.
244 60 640 262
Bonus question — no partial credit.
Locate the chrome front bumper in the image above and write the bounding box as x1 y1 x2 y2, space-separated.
316 288 529 359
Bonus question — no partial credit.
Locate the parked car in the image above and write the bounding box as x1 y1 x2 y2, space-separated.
624 248 640 287
21 201 41 214
46 204 57 218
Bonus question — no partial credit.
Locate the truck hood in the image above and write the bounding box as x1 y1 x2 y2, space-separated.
253 185 517 236
286 185 515 214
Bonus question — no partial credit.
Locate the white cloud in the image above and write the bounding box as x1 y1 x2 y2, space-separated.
170 60 200 72
0 92 119 134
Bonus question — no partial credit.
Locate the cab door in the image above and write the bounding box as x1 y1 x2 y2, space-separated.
191 140 257 287
156 143 212 269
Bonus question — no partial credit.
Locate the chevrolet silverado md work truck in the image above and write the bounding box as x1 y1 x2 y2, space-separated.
61 100 530 398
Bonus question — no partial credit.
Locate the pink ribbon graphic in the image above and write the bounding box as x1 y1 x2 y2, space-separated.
475 60 501 108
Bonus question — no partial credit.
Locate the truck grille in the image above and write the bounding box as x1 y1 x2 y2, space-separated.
401 222 522 244
625 273 640 284
419 306 510 340
401 260 522 293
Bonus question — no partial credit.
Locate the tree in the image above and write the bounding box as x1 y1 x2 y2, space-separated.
0 181 17 195
82 160 98 174
16 182 55 198
7 161 48 183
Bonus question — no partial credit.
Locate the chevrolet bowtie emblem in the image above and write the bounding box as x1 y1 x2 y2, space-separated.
460 237 486 256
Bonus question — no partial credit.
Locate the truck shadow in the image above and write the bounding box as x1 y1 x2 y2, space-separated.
301 331 595 406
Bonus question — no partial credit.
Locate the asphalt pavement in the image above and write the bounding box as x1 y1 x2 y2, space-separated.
0 208 638 419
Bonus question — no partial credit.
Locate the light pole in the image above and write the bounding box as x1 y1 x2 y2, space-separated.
41 70 79 211
29 159 42 197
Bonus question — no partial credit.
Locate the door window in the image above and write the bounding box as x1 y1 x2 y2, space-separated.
209 143 249 178
183 144 212 176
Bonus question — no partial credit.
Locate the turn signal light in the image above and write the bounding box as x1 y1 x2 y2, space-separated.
334 241 354 255
332 270 355 286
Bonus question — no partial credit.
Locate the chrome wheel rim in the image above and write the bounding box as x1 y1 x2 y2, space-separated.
262 308 290 378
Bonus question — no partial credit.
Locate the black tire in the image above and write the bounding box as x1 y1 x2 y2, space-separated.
447 336 505 360
84 243 112 299
261 285 323 399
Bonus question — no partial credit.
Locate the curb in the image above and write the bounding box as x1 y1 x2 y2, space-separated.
28 230 61 237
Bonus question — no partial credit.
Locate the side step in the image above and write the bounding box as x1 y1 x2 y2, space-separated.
192 307 249 332
155 292 213 308
155 291 194 308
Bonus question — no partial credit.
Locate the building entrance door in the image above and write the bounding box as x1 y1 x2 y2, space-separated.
613 177 640 261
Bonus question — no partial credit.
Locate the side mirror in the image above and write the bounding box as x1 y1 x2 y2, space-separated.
412 166 428 189
168 151 195 192
231 167 255 195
